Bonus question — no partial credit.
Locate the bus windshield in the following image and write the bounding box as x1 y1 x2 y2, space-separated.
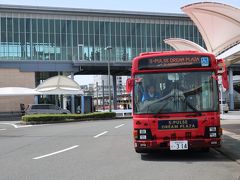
133 71 218 114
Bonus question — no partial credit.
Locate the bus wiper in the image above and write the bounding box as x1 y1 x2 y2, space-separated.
183 98 202 116
153 96 174 117
144 94 174 115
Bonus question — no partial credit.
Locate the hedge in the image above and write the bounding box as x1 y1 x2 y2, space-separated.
21 112 116 124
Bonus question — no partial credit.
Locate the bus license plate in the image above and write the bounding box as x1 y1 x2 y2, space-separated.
170 141 188 150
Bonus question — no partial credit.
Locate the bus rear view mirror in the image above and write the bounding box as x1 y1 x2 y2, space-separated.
217 59 229 89
126 78 143 93
126 78 134 93
222 70 229 89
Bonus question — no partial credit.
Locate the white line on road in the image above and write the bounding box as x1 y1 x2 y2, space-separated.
0 123 18 128
94 131 108 138
0 123 46 128
15 125 33 128
0 123 33 128
33 145 79 160
223 130 240 140
0 129 6 131
114 124 125 129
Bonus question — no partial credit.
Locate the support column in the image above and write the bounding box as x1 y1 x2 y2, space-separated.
113 75 117 110
71 73 75 113
34 96 38 104
96 82 99 111
102 80 105 111
229 68 234 110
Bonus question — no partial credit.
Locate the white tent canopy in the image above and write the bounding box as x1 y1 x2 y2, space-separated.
0 75 83 96
36 75 83 95
164 38 208 53
164 38 239 67
182 2 240 55
165 2 240 66
0 87 40 96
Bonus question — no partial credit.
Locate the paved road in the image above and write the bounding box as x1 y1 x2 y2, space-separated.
223 124 240 134
0 119 240 180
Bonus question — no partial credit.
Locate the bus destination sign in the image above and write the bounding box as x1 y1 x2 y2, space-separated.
158 119 198 130
138 55 210 70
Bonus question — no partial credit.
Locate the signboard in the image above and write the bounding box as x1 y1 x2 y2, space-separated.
138 55 211 70
158 119 198 130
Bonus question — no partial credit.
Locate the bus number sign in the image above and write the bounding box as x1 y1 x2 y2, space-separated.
139 55 210 69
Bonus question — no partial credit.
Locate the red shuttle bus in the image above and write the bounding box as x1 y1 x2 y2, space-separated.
126 51 228 153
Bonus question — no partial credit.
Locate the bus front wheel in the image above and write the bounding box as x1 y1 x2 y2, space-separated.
135 148 150 153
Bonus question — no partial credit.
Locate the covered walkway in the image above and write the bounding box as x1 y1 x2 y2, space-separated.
165 2 240 110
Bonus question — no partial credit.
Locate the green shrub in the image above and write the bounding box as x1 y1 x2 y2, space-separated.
21 112 116 124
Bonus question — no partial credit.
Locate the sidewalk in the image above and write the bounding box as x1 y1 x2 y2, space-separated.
218 111 240 164
220 111 240 120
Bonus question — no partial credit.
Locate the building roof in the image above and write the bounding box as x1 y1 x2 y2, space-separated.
0 4 187 19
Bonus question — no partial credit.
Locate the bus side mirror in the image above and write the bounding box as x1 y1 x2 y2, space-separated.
217 59 229 89
222 70 229 89
126 78 134 93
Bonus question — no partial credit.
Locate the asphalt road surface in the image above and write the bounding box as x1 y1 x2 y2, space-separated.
0 119 240 180
222 124 240 134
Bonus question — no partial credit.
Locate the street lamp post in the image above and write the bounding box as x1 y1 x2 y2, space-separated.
105 46 112 112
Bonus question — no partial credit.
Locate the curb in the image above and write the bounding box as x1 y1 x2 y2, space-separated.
20 117 132 125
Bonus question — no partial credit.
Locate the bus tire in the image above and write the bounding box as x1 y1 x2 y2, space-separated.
201 147 210 152
135 148 149 153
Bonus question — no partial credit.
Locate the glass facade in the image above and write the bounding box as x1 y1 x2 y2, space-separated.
0 12 205 62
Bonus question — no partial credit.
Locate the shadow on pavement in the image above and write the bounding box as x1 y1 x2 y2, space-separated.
217 134 240 164
140 149 231 162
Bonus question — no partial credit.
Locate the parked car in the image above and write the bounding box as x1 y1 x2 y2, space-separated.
219 101 229 113
25 104 71 115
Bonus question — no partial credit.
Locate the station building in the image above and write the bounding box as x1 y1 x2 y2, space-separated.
0 4 216 114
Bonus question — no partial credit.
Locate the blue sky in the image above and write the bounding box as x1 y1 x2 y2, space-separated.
0 0 239 13
1 0 239 85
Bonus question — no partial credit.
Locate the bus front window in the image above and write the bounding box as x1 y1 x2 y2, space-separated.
133 71 218 114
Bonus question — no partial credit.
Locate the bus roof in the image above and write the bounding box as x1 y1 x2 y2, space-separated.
132 51 217 73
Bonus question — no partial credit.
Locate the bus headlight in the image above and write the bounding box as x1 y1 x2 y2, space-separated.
209 132 217 138
205 126 219 138
139 129 147 134
139 135 147 140
135 129 153 140
209 127 217 132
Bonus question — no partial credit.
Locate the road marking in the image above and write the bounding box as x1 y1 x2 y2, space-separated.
0 123 46 129
0 123 33 129
33 145 79 160
0 129 6 131
94 131 108 138
0 123 18 128
223 130 240 140
15 125 33 128
114 124 125 129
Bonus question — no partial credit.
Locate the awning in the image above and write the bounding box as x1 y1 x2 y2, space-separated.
0 75 84 96
182 2 240 55
164 38 208 53
36 75 84 95
0 87 40 96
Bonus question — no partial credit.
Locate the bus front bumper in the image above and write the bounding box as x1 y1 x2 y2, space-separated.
134 138 221 152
